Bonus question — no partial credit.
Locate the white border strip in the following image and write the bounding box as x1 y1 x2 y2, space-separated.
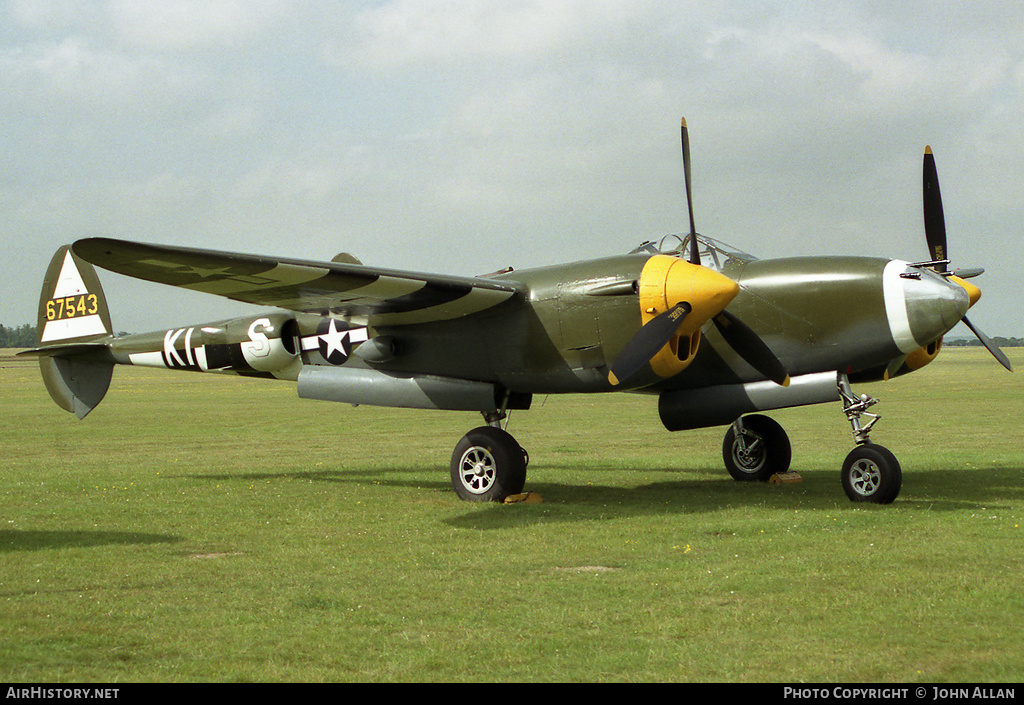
40 314 108 343
882 260 919 354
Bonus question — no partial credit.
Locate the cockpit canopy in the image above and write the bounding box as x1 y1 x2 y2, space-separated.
630 234 757 272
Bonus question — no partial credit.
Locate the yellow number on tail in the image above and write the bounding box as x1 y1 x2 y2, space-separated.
45 294 98 321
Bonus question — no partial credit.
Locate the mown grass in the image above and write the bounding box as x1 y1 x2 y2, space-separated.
1 348 1022 682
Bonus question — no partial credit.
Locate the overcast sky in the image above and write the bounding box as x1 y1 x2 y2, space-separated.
3 0 1022 339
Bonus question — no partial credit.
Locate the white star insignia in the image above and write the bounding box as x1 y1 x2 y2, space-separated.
319 319 350 360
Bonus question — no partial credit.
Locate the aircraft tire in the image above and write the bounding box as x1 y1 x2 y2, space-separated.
450 426 527 502
722 414 791 482
841 444 902 504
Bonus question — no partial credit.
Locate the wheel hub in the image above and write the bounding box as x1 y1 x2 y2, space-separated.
458 447 496 494
847 458 881 496
733 435 765 471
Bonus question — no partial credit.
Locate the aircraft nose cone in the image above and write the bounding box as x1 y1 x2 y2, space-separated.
884 261 969 353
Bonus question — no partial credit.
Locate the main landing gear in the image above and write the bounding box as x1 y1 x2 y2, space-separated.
722 414 792 481
449 410 529 502
722 372 902 503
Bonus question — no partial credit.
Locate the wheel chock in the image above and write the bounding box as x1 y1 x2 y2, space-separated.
769 471 803 484
503 491 543 504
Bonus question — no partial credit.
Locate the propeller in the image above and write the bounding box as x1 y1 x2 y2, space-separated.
920 146 1011 371
607 119 790 387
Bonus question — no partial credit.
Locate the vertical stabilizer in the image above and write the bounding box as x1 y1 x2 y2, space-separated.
28 246 115 418
38 246 113 344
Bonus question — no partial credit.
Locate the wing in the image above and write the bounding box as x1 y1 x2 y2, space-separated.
72 238 522 326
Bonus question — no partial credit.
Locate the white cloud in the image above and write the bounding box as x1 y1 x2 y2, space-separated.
0 37 184 115
334 0 668 70
107 0 289 50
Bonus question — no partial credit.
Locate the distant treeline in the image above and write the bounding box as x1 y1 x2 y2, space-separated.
945 337 1023 348
0 324 36 348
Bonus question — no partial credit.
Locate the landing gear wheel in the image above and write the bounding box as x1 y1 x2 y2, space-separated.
723 414 792 482
841 444 902 504
450 426 527 502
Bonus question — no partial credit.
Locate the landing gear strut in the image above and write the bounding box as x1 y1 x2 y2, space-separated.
837 373 902 504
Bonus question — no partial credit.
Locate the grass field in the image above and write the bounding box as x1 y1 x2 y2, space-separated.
2 348 1022 682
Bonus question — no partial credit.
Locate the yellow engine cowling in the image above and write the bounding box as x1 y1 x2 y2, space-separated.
637 254 739 379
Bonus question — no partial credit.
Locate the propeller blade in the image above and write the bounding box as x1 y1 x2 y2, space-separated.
681 118 700 265
922 146 1008 371
952 267 984 280
962 315 1012 371
712 310 790 386
922 146 948 272
608 302 691 386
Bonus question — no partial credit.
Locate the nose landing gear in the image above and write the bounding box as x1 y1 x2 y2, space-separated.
837 373 902 504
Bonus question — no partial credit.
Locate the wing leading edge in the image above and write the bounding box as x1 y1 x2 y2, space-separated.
72 238 522 326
